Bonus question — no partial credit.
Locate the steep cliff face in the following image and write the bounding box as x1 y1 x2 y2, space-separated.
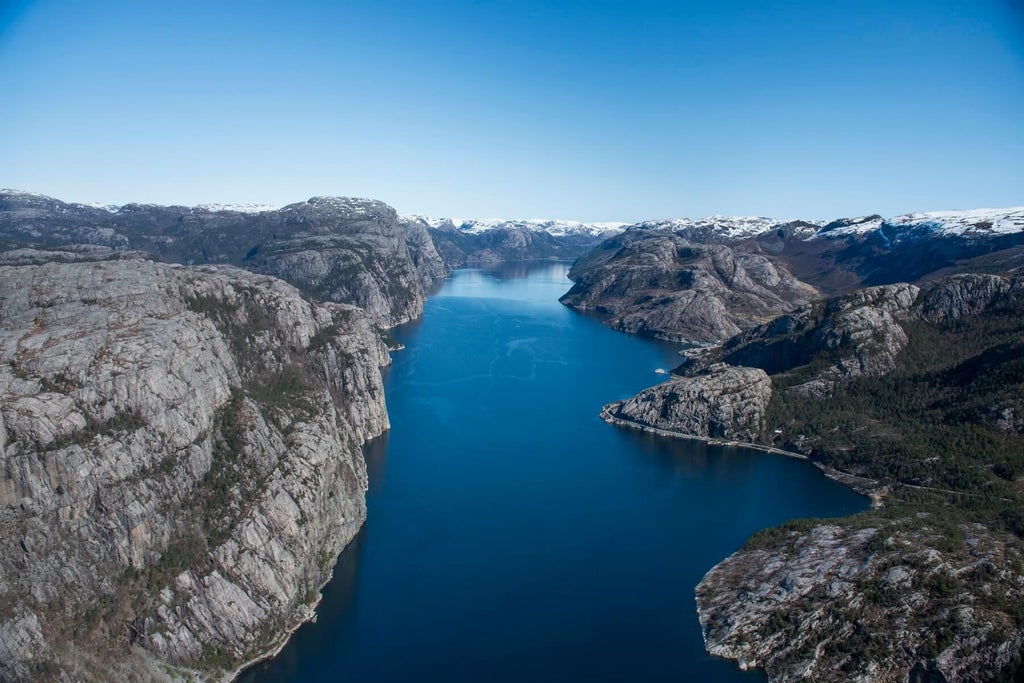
0 257 390 681
401 219 449 288
0 191 445 328
560 230 819 343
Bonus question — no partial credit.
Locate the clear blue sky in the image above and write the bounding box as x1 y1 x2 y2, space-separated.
1 0 1022 221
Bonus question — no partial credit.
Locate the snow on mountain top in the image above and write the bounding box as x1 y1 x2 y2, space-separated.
813 215 885 239
635 215 793 240
887 207 1024 236
83 202 120 213
402 215 628 237
195 203 279 214
638 207 1024 241
402 215 459 229
1 189 52 200
5 190 1020 241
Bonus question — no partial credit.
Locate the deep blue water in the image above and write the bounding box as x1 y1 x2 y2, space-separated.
240 262 867 683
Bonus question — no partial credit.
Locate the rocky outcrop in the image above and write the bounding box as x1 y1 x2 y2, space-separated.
0 191 447 327
683 276 1024 399
599 276 1022 456
604 273 1023 455
560 230 819 343
697 521 1024 682
0 257 390 680
685 283 920 398
915 273 1024 324
601 364 771 443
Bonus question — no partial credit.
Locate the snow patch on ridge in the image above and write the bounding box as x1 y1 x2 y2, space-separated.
196 203 279 214
887 207 1024 236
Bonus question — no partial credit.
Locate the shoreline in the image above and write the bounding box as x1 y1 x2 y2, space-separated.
224 517 365 683
599 407 883 505
598 407 809 460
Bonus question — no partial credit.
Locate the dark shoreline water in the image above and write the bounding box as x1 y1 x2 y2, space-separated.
240 262 867 683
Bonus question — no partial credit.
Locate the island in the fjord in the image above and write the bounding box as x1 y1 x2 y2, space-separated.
2 190 1023 682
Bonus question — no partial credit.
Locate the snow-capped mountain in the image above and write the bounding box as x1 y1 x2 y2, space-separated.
634 215 814 241
0 190 281 216
885 207 1024 237
561 205 1024 345
195 203 279 214
402 215 627 238
629 207 1024 243
814 215 886 238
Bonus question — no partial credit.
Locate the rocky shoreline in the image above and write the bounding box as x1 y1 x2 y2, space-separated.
599 405 808 461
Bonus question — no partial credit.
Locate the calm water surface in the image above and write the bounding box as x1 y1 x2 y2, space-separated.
240 262 867 682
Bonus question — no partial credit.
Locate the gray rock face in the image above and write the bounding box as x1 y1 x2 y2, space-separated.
597 279 957 451
401 219 449 287
602 364 771 442
603 272 1023 463
915 273 1023 324
561 231 819 343
688 277 1023 399
0 191 447 328
697 522 1024 682
0 257 390 680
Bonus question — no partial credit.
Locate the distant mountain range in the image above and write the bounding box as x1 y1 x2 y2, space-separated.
406 206 1024 241
401 214 628 237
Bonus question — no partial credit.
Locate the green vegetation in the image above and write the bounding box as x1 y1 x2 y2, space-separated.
766 299 1024 500
742 517 824 551
45 411 147 451
200 389 269 549
307 323 342 352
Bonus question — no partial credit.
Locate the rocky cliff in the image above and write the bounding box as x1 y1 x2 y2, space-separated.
0 256 390 681
560 228 820 343
0 191 447 328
